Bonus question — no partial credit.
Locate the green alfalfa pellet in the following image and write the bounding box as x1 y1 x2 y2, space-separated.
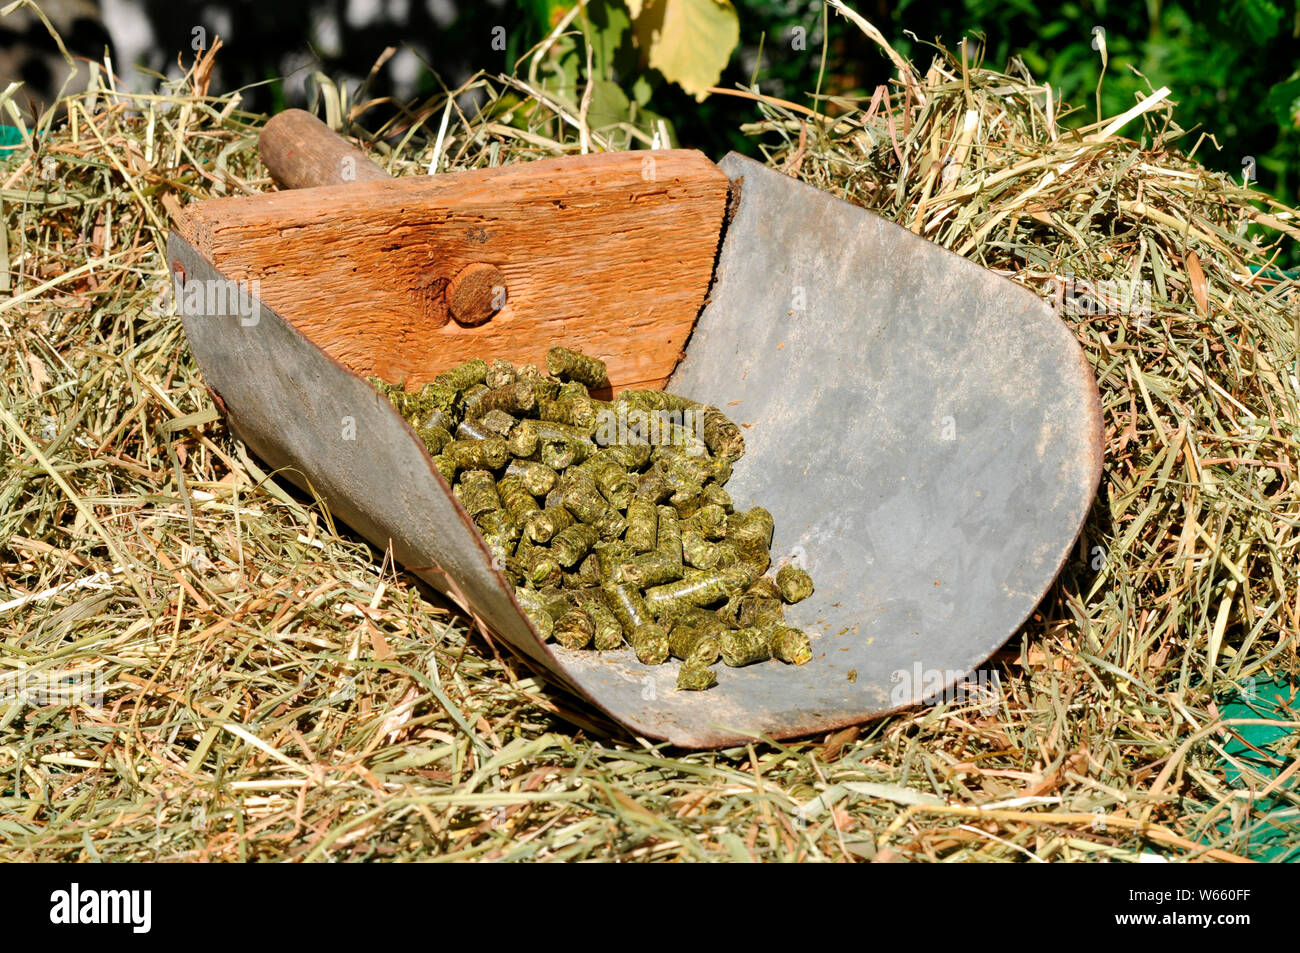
668 616 722 665
615 549 684 588
601 581 654 633
506 418 540 458
764 623 813 665
416 423 452 457
486 358 516 389
675 659 717 691
700 405 745 461
455 469 500 517
628 622 670 665
775 564 815 604
445 437 509 471
719 627 772 667
468 381 536 418
643 566 753 619
515 535 562 588
537 395 598 434
551 522 600 568
553 608 595 649
734 576 785 628
497 474 541 526
546 346 608 388
625 497 658 553
433 357 488 392
525 503 573 544
504 459 558 497
575 592 624 651
514 589 555 639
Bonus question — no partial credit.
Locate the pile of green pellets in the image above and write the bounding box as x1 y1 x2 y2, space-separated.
371 346 815 691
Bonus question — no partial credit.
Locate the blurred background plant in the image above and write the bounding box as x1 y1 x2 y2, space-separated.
506 0 1300 207
3 0 1298 214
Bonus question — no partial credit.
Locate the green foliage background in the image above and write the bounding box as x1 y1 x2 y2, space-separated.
503 0 1300 207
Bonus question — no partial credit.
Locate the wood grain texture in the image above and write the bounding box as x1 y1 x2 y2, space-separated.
175 150 730 392
258 108 390 190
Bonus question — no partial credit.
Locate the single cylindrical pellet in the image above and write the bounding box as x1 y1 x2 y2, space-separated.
455 416 495 441
765 624 812 665
728 507 775 552
514 588 555 639
445 437 509 471
433 358 488 392
525 503 574 544
416 423 452 457
475 508 520 545
478 409 518 437
561 471 626 538
537 396 598 434
719 627 772 667
412 381 465 420
546 346 607 388
542 435 593 470
515 535 563 588
643 567 751 619
618 389 696 414
676 659 717 691
775 564 815 604
668 617 722 665
625 498 658 553
615 550 684 588
498 475 541 526
636 464 673 504
657 506 683 564
456 469 500 517
700 405 744 461
687 503 728 540
553 608 595 649
700 484 733 512
551 522 599 568
601 440 652 471
575 592 624 650
431 453 457 484
486 358 516 389
602 582 653 633
505 459 558 497
468 381 536 418
506 418 540 458
628 622 670 665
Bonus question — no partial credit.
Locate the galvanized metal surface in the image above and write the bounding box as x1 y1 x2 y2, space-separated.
167 153 1102 748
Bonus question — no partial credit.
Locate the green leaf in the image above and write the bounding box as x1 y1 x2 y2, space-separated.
630 73 654 107
634 0 740 102
586 77 632 129
1266 74 1300 130
579 0 634 79
1231 0 1284 41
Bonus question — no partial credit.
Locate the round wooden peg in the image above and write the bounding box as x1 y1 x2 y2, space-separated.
446 263 506 327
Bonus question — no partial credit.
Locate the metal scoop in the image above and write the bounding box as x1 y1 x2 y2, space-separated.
166 110 1102 747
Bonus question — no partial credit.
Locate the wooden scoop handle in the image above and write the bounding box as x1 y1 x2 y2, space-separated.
258 108 391 190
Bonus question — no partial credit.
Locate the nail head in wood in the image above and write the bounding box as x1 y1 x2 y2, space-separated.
446 262 506 327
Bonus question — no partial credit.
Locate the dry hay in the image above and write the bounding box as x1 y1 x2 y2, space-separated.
0 10 1295 861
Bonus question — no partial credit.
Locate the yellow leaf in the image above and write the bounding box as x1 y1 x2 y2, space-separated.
637 0 739 102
